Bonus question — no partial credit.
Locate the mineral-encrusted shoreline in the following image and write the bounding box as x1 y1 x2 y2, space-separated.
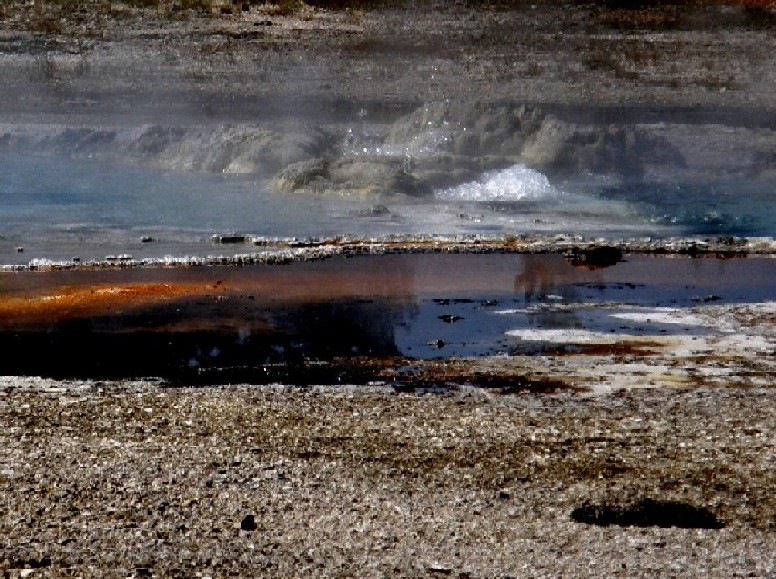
1 379 774 577
4 234 775 271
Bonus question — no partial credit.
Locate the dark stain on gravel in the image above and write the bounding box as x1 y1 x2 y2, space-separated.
571 498 724 529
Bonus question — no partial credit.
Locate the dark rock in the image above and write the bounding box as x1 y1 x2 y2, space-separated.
565 246 623 269
439 314 464 323
10 556 51 569
692 294 722 303
212 234 248 244
240 514 257 532
571 498 724 529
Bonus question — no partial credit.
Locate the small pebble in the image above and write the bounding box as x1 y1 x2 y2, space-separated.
240 514 257 532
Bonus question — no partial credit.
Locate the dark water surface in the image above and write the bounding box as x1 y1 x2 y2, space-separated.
1 253 773 382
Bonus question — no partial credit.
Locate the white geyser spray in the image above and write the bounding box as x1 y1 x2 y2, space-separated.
435 164 558 202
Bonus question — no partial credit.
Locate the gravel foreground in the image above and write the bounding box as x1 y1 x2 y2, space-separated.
1 380 774 577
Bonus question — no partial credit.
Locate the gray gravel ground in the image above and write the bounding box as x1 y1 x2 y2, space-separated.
0 2 774 121
1 379 774 577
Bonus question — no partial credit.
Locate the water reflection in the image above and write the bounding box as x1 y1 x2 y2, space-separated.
1 254 774 379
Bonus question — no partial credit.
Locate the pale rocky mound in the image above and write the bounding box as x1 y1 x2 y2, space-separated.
272 101 686 196
0 122 335 175
1 99 685 197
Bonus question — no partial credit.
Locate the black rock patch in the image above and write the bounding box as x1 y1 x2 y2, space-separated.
571 498 724 529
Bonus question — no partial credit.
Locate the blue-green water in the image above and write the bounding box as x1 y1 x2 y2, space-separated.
1 150 774 265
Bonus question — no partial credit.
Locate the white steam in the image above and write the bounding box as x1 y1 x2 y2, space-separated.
436 164 558 202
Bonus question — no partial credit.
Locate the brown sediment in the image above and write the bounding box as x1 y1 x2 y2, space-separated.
0 258 416 326
362 357 582 395
0 282 204 326
539 341 665 358
3 251 775 315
